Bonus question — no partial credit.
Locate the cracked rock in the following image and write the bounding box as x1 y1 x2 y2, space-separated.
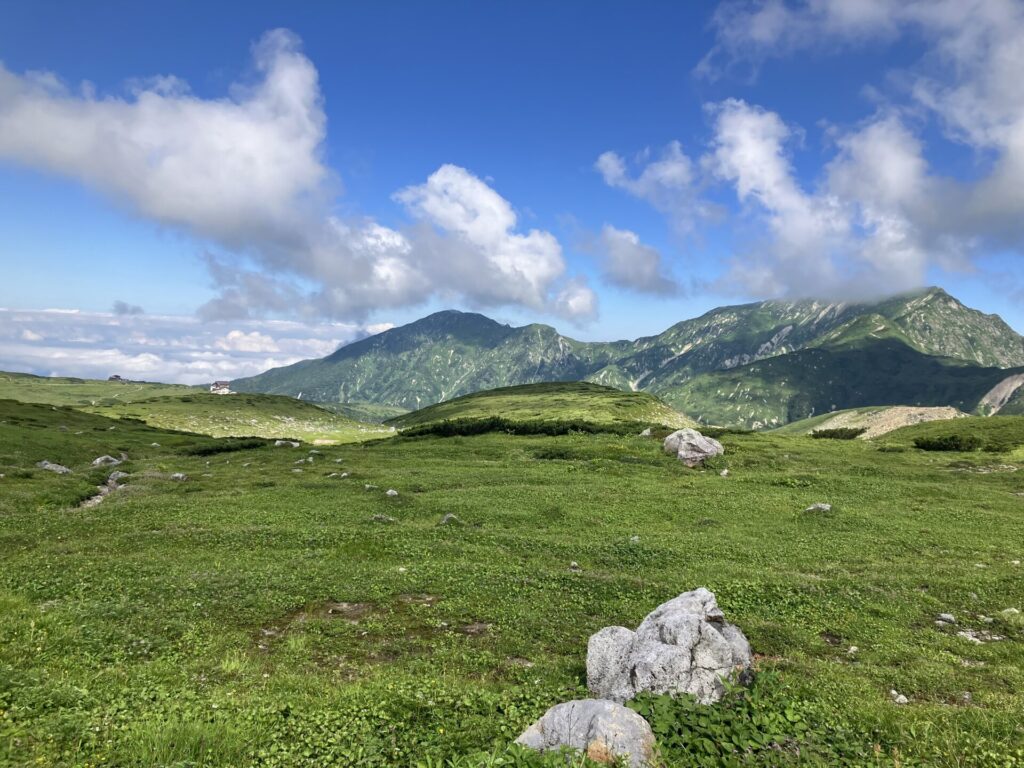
515 699 655 767
662 429 723 467
587 587 752 704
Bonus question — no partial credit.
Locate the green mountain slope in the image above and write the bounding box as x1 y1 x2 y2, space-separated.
0 370 198 406
386 381 694 430
232 287 1024 428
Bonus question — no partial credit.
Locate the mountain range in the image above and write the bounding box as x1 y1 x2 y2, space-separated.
232 287 1024 429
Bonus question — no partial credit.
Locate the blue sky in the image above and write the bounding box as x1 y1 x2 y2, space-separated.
1 1 1023 382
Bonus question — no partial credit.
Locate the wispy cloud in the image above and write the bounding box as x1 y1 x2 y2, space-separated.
0 308 388 384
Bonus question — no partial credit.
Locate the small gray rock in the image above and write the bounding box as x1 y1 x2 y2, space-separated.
371 514 397 524
937 613 956 624
438 513 461 526
385 489 399 497
515 699 655 768
91 455 122 467
639 428 652 437
274 440 300 448
804 503 832 513
107 471 129 486
719 468 729 477
662 429 724 467
36 460 71 474
170 473 188 481
890 689 909 705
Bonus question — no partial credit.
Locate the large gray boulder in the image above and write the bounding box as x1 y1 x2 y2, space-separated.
587 588 752 704
515 699 655 767
662 429 723 467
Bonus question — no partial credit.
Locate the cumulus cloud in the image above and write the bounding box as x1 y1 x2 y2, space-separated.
641 0 1024 298
595 142 707 230
594 225 679 296
0 308 377 384
0 30 596 322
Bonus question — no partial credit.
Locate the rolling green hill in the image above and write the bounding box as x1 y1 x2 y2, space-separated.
772 405 968 439
386 381 694 430
83 392 391 443
0 370 198 407
233 287 1024 428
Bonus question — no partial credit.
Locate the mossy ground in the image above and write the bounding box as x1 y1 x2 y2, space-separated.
1 399 1023 766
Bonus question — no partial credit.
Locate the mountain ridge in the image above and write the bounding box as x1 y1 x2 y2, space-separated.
232 287 1024 427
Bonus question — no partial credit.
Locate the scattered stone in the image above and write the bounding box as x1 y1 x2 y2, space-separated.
960 692 973 705
291 469 304 474
242 462 251 468
569 561 582 573
294 458 307 465
371 514 397 524
438 513 461 526
309 450 322 455
890 689 909 705
1000 607 1021 618
170 473 188 481
150 442 160 447
629 535 641 544
274 440 300 448
662 429 724 467
385 489 399 497
36 460 71 474
340 472 350 478
364 484 378 490
397 567 408 573
108 471 129 485
974 563 988 568
91 455 122 467
719 468 729 477
804 502 832 513
847 646 858 655
515 699 656 768
587 587 752 704
937 613 956 624
639 428 652 437
1012 560 1021 566
957 628 1005 644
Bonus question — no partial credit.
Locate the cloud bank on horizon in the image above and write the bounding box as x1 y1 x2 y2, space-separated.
1 1 1023 382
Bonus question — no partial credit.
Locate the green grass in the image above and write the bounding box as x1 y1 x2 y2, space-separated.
0 370 198 407
318 401 410 424
1 398 1023 766
81 392 392 444
387 382 694 431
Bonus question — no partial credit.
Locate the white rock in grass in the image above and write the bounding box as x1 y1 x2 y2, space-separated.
662 429 723 467
36 460 71 474
890 690 909 705
170 473 188 481
274 440 300 448
515 699 655 768
587 588 752 704
937 613 956 624
385 489 399 497
91 455 122 467
804 503 832 513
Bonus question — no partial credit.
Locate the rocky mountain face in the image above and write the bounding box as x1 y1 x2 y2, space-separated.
232 287 1024 428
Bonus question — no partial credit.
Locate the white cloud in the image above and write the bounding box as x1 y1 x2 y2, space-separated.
0 308 377 384
595 142 702 229
395 164 594 317
0 30 596 322
553 278 598 321
595 225 679 296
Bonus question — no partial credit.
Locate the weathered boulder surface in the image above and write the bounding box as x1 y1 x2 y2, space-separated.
91 455 122 467
36 460 71 474
662 429 724 467
587 588 752 704
515 699 655 767
274 440 300 448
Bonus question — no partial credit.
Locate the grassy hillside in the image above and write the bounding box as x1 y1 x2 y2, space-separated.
880 414 1024 456
83 392 392 443
774 405 968 439
2 399 1023 766
386 381 694 430
0 370 198 407
668 339 1024 429
318 400 410 424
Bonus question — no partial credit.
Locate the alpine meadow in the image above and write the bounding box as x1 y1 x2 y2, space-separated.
3 3 1024 767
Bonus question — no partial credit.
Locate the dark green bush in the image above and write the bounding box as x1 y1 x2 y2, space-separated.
913 434 983 452
399 417 655 438
811 427 866 440
183 437 269 456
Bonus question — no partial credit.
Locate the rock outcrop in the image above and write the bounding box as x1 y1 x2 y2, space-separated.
587 588 752 704
662 429 723 467
36 460 71 474
515 699 655 767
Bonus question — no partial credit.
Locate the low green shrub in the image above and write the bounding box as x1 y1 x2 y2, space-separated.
400 417 655 439
810 427 866 440
183 437 270 456
913 434 983 452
